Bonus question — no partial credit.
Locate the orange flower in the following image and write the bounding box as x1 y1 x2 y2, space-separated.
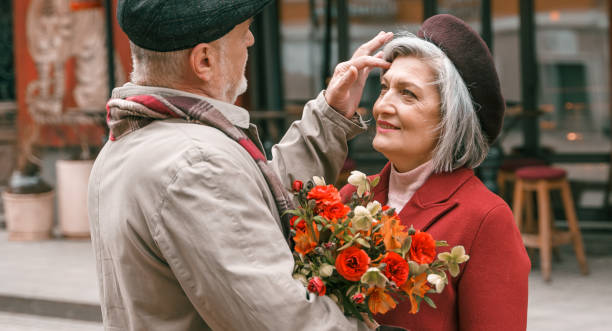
409 231 436 265
319 201 350 220
293 226 318 255
307 185 350 221
380 214 408 251
400 273 431 314
366 287 397 315
307 184 341 204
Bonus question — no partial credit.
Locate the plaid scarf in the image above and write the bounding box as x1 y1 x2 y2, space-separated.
106 94 295 245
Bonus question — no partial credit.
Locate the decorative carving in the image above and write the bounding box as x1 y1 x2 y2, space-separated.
25 0 124 124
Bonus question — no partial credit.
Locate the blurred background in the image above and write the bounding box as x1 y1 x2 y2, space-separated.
0 0 611 330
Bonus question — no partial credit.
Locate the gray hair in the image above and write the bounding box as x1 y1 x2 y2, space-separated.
381 33 488 173
129 42 191 87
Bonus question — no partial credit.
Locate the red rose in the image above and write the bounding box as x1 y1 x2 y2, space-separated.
307 185 341 205
335 246 370 281
290 216 306 232
320 201 350 220
381 252 409 286
292 180 303 192
409 231 437 265
351 293 365 304
307 277 326 296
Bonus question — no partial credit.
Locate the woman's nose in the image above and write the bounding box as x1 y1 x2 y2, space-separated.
373 92 395 117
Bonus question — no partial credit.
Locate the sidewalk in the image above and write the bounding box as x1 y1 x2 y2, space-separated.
0 229 611 330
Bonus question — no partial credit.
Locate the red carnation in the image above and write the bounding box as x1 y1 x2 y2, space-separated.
307 277 326 296
409 231 437 265
351 293 365 304
335 246 370 281
319 201 350 220
290 216 306 232
292 180 303 192
381 252 409 286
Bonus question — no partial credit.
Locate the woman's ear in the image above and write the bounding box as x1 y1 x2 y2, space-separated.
189 43 214 82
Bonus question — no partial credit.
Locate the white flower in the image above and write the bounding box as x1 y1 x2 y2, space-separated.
360 267 389 288
366 201 382 215
312 176 326 186
347 171 369 197
319 263 335 278
352 206 372 231
293 273 308 287
427 273 447 293
438 245 470 277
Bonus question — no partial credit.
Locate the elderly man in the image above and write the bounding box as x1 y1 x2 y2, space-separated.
88 0 391 330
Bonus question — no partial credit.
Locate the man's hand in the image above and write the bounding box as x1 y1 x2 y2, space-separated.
325 31 393 118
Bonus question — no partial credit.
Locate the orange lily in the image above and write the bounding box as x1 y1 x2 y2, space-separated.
366 287 397 315
380 214 408 251
400 273 431 314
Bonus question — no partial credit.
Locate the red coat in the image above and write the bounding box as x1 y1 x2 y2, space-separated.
340 163 530 331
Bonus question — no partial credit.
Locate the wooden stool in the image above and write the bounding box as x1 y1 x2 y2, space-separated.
498 158 548 200
512 166 589 281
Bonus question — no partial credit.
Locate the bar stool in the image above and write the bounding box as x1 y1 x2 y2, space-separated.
497 157 548 200
512 166 589 281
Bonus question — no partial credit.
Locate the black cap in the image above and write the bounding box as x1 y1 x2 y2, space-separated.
418 14 505 144
117 0 273 52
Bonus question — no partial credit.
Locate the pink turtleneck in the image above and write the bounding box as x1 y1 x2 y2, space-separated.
387 160 434 212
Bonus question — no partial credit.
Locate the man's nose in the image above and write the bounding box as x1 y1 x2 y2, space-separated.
247 30 255 47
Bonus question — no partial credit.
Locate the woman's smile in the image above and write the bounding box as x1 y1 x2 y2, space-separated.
377 120 400 132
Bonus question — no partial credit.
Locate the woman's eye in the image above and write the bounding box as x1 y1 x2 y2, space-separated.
401 89 417 99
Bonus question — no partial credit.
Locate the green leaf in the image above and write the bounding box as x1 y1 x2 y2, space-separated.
283 209 302 217
337 241 354 251
422 295 437 309
371 176 380 188
400 236 412 259
435 240 449 247
355 237 370 248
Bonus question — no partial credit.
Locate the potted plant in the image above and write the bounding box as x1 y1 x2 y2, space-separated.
55 127 99 239
1 123 55 240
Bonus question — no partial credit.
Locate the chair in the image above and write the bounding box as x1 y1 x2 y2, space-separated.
497 157 548 200
512 166 589 281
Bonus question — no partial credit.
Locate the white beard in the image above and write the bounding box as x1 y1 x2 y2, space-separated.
229 75 248 104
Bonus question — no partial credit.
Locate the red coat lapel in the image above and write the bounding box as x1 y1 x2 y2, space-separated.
375 163 475 231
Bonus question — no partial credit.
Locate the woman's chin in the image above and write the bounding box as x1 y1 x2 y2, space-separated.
372 139 391 158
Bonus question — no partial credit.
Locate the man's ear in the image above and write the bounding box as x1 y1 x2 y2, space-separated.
189 43 215 82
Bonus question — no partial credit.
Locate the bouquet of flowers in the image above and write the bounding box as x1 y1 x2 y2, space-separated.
288 171 469 322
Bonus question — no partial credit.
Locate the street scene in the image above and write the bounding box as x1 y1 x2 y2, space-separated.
1 0 612 330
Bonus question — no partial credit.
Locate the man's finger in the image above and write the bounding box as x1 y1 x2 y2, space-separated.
351 31 393 59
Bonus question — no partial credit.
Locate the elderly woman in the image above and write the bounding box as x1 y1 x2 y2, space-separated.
340 15 530 331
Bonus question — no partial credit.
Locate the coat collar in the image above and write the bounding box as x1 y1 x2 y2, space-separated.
112 83 251 129
372 162 475 231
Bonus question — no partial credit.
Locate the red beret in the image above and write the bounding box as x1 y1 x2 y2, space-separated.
418 14 504 144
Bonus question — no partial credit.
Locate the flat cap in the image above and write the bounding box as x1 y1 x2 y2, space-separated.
117 0 273 52
418 14 505 144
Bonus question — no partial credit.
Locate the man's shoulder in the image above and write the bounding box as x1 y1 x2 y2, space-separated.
96 121 256 184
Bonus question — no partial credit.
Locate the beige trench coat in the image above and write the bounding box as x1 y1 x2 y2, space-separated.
88 84 369 331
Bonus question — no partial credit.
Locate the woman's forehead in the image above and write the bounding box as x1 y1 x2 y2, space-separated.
383 56 436 85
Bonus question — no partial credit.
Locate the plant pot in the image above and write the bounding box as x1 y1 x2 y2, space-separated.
56 159 94 238
2 190 55 240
